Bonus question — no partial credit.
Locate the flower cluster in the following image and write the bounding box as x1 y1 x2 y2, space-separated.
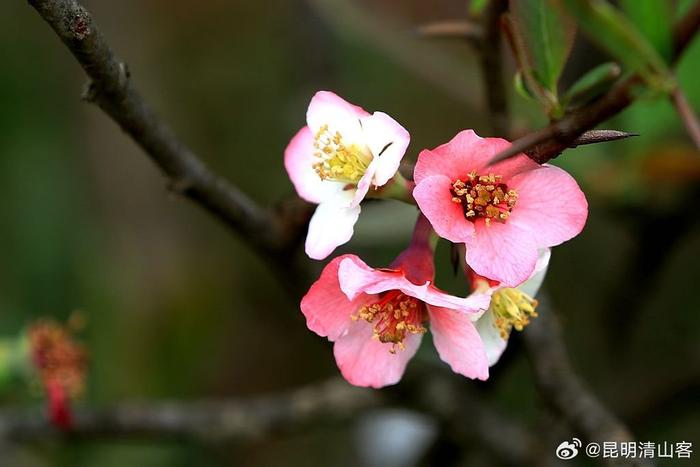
285 91 588 387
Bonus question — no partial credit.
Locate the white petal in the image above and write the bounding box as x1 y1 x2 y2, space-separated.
474 309 509 366
518 248 551 297
306 91 366 144
360 112 410 187
305 191 361 260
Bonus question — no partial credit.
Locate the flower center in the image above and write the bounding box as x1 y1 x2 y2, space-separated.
489 288 538 339
313 124 372 184
450 171 518 226
352 290 427 353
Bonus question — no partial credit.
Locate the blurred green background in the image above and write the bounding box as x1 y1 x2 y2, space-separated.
1 0 699 465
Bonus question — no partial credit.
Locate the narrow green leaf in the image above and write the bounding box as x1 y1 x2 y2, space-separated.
620 0 673 63
510 0 577 93
561 0 672 89
514 71 537 101
562 62 621 106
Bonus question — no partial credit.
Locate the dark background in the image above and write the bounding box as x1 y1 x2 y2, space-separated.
1 0 698 465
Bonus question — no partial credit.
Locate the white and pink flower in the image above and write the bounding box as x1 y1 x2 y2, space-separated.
413 129 588 286
285 91 410 260
300 216 492 388
472 248 551 366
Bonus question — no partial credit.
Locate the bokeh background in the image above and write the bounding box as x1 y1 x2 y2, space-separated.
1 0 699 465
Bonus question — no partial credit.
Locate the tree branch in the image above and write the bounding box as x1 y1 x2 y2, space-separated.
26 0 308 259
670 85 700 150
0 378 379 442
489 1 700 165
478 0 510 136
523 294 654 467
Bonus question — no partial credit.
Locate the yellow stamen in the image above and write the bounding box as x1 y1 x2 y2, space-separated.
450 172 518 226
313 124 372 184
352 291 426 353
489 288 539 339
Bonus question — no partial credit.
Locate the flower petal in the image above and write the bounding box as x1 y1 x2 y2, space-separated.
474 309 509 366
414 130 540 184
413 175 474 244
300 254 371 341
465 220 539 287
338 256 491 313
518 248 551 296
508 165 588 247
429 305 489 380
305 192 361 260
284 126 345 204
360 111 410 186
306 91 367 144
333 320 422 388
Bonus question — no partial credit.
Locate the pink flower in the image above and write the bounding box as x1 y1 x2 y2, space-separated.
285 91 410 260
413 129 588 286
300 216 491 388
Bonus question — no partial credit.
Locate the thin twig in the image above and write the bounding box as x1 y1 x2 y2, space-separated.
523 294 654 467
670 86 700 150
416 20 483 43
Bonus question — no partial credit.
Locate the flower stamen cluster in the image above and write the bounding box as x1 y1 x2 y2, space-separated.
28 320 87 398
313 124 371 183
490 288 539 339
352 290 426 353
451 171 518 226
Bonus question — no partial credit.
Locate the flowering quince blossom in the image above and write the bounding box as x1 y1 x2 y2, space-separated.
300 216 492 388
413 129 588 286
472 248 551 365
285 91 410 260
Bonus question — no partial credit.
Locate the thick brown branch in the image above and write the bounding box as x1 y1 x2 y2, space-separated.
523 295 654 467
26 0 303 257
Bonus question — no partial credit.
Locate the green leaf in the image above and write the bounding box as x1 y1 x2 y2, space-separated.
510 0 577 93
562 61 621 106
469 0 490 15
561 0 672 89
514 71 537 101
620 0 673 63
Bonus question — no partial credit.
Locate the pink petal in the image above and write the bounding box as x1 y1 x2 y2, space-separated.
413 130 539 184
305 193 361 260
465 220 539 287
333 320 422 388
337 255 403 300
338 256 490 313
360 111 410 186
429 305 489 380
413 175 474 244
414 130 483 184
508 165 588 247
306 91 368 143
301 255 369 341
284 126 344 204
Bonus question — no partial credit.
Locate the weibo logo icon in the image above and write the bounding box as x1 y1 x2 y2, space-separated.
556 438 582 460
